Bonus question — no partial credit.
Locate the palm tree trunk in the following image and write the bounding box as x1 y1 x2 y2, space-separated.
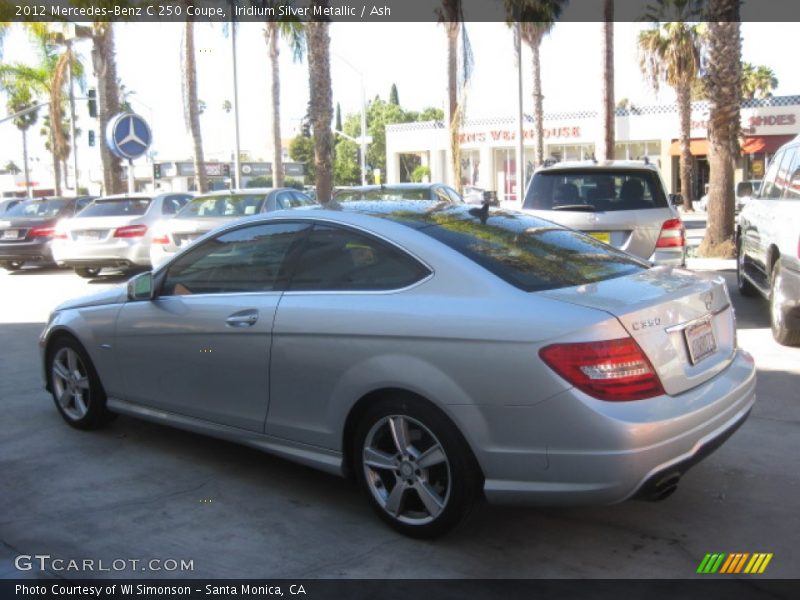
677 80 694 211
445 22 459 190
184 21 207 193
91 24 124 194
531 41 544 166
699 4 741 258
21 128 31 198
50 126 62 196
600 0 614 161
306 21 333 203
269 25 284 188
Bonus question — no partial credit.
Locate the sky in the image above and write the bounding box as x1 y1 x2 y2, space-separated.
1 21 799 179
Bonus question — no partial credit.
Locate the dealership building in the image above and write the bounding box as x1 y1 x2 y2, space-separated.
385 95 800 202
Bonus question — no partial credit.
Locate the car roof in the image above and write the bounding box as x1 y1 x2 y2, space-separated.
336 183 442 192
535 160 659 173
190 188 295 197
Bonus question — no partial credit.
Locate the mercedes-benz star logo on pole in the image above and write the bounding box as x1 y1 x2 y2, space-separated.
106 113 152 161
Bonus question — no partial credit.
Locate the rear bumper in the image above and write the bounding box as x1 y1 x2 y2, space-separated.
0 240 54 263
53 239 151 268
465 348 756 506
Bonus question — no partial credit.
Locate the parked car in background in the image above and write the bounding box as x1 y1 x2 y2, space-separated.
520 161 686 266
737 136 800 345
735 179 762 214
697 180 761 214
333 183 463 204
41 200 754 537
0 196 95 271
0 198 23 215
52 193 193 278
149 188 315 268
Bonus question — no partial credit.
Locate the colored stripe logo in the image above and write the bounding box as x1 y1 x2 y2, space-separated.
697 553 773 574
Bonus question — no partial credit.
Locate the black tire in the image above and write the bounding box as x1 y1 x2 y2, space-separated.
1 260 23 271
770 260 800 346
47 336 116 430
353 395 481 538
74 266 101 278
736 238 758 297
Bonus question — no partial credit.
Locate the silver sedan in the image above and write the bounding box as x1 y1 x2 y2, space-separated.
40 201 755 538
52 193 192 277
150 188 316 268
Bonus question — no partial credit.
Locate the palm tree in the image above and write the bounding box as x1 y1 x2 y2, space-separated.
90 22 125 194
507 1 567 167
264 1 306 188
305 12 333 202
438 1 465 193
183 20 207 193
600 0 615 160
741 62 778 100
5 84 38 198
638 4 703 211
698 0 741 258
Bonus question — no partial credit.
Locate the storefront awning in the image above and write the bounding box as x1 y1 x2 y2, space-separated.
670 139 708 156
741 134 796 155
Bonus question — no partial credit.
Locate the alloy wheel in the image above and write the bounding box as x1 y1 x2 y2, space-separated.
362 415 451 526
51 347 91 421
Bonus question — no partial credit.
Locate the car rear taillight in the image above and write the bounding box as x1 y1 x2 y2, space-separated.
151 234 169 244
53 231 68 239
656 218 685 248
30 227 56 238
113 225 148 238
539 337 666 401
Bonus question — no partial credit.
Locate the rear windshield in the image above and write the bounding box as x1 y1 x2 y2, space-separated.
524 169 668 212
335 188 434 202
403 208 646 292
79 198 151 217
4 198 69 219
178 194 266 218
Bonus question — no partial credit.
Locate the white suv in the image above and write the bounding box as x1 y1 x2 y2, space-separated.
737 135 800 345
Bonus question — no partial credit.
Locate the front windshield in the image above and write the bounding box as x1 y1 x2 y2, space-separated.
4 198 69 219
177 194 267 218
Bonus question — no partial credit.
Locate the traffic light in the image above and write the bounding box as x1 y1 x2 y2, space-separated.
88 130 95 147
87 89 97 118
153 163 162 179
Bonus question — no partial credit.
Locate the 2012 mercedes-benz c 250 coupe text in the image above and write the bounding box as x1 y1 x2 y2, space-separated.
40 200 756 537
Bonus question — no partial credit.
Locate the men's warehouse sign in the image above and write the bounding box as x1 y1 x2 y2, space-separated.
459 126 582 145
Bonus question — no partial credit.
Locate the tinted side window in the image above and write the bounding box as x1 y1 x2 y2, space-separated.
782 148 800 200
161 222 310 296
288 225 430 291
760 150 786 199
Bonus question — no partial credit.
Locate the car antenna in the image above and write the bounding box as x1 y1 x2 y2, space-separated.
468 199 491 224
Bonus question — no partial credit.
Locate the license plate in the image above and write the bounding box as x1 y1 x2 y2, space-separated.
588 232 610 244
2 230 19 240
685 317 717 365
78 231 101 241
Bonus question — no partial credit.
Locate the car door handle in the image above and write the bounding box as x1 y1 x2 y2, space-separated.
225 309 259 328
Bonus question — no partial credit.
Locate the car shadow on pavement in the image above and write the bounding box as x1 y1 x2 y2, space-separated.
6 266 67 276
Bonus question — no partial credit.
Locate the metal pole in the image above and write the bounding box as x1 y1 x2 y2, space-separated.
67 41 80 196
231 20 242 189
128 159 135 194
515 21 525 206
360 76 367 185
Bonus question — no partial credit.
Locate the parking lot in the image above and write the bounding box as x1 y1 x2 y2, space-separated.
1 258 798 579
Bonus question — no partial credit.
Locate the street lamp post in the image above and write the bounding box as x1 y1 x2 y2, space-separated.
66 38 80 195
231 19 242 189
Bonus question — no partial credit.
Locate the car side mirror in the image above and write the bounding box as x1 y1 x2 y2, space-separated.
127 271 154 301
736 182 753 197
669 193 683 206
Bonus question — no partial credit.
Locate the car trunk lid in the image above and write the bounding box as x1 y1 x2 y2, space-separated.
539 266 736 396
65 216 145 242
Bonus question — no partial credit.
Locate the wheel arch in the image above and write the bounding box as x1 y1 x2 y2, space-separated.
767 244 782 277
341 387 484 485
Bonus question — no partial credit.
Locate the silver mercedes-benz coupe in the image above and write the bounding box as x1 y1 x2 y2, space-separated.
40 200 756 537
